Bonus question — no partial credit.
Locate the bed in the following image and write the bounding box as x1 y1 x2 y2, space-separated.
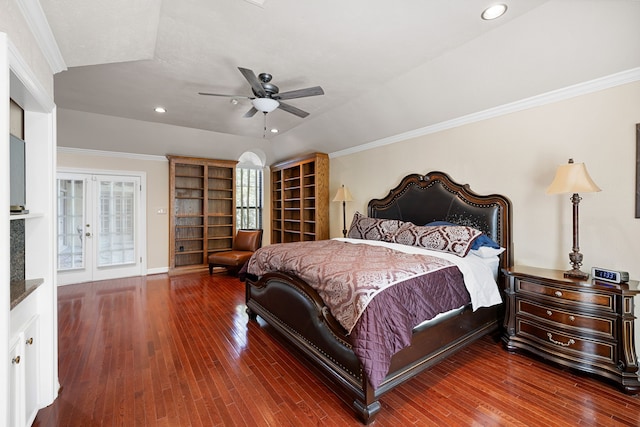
244 171 513 424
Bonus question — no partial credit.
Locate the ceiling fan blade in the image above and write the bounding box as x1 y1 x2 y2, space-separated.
198 92 250 98
278 101 309 118
238 67 267 98
243 107 258 118
275 86 324 100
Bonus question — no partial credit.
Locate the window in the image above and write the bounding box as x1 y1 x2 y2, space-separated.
236 152 264 230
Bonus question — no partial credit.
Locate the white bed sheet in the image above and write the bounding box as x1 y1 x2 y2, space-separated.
333 237 503 311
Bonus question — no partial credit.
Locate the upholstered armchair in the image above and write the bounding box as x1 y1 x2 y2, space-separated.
208 229 263 275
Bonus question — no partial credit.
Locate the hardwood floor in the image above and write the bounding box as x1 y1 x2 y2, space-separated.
34 272 640 426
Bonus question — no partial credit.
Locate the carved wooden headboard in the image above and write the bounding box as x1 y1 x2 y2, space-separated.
368 171 513 269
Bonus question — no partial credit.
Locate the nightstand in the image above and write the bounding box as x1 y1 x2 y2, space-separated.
502 265 640 393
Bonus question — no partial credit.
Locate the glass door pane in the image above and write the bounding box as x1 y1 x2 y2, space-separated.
96 179 136 267
57 178 86 270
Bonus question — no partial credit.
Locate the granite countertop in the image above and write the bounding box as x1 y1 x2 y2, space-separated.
10 278 44 310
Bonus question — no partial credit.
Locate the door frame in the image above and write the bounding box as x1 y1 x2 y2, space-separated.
56 167 147 285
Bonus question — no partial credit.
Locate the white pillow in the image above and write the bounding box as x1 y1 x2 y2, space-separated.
469 246 505 259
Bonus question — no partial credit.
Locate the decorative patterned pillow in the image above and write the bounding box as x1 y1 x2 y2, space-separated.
425 220 501 250
387 223 483 257
346 211 404 241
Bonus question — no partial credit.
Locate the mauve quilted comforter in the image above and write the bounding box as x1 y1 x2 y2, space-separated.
350 266 469 388
246 239 470 389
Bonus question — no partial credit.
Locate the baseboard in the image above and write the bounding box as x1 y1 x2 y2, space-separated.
147 267 169 275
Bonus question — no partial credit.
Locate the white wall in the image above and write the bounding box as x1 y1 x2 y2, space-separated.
330 81 640 279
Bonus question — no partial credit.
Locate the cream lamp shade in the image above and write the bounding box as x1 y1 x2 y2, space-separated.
332 185 353 202
547 160 601 194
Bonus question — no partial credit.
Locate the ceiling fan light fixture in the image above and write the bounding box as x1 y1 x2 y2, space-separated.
252 97 279 113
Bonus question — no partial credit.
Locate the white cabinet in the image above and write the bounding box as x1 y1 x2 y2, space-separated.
9 315 39 427
9 337 21 427
23 316 39 426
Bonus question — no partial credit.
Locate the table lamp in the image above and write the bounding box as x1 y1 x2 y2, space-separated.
547 158 601 280
333 185 353 238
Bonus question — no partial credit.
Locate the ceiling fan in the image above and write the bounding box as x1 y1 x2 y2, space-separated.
199 67 324 118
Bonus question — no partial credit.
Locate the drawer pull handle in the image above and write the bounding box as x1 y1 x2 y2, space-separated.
554 291 563 297
568 316 575 322
547 333 575 347
546 310 552 316
26 337 33 345
12 355 21 365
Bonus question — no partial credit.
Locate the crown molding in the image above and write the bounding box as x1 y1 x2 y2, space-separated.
330 67 640 159
17 0 67 74
57 146 168 162
8 38 55 112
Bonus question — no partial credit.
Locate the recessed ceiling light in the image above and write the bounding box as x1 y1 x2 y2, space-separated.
481 4 507 20
244 0 267 7
154 107 166 113
270 128 279 134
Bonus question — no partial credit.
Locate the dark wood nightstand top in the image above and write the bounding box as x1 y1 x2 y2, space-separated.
503 265 640 294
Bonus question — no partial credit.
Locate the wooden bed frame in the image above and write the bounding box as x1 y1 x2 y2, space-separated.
245 171 513 424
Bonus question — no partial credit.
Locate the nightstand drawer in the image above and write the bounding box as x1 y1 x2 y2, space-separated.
517 319 615 364
517 299 614 339
517 280 614 312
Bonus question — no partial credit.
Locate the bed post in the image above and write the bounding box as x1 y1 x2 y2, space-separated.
354 378 382 424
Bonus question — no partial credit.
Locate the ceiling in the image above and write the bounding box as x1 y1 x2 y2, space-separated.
40 0 640 160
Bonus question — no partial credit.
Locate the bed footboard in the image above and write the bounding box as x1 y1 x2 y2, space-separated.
245 272 383 423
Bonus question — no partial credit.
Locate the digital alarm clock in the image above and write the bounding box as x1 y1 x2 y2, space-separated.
591 267 629 284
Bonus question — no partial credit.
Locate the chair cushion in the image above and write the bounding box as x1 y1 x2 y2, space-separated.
208 251 254 267
234 230 262 252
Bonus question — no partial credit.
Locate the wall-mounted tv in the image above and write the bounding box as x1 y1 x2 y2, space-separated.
10 134 26 211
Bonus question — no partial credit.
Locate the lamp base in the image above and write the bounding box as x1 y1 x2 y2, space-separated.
563 268 589 281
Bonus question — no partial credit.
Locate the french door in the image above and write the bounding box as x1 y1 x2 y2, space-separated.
56 171 145 285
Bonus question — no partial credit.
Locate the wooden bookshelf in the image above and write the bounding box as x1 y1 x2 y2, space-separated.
168 156 237 274
271 153 329 243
